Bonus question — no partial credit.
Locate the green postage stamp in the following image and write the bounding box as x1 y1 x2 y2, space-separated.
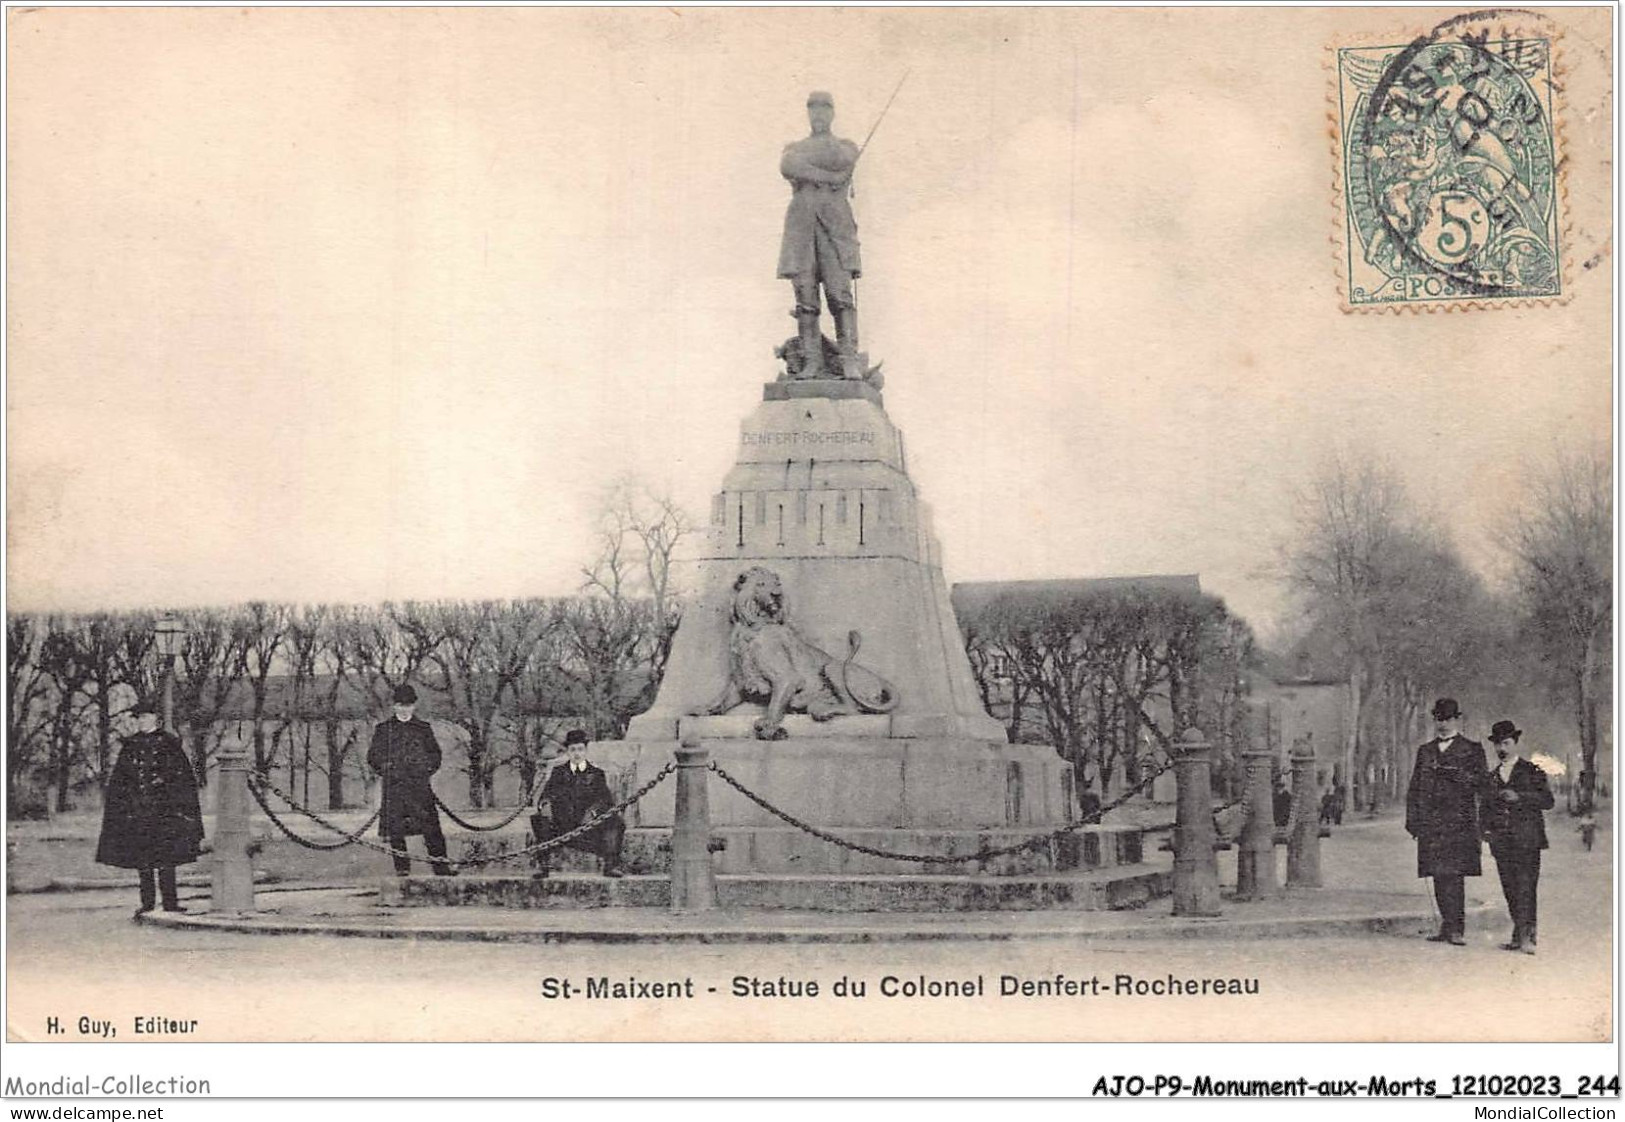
1333 20 1564 310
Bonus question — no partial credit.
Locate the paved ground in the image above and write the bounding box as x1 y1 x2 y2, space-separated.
5 814 1611 1043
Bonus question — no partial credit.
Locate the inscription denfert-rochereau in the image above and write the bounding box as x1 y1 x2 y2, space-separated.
742 430 877 447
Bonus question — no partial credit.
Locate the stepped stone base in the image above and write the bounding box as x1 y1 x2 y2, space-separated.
380 867 1172 913
503 825 1143 878
597 735 1073 830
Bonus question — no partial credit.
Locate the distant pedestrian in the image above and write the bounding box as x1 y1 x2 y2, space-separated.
1273 776 1293 828
1319 790 1337 828
1483 720 1553 954
1577 811 1597 852
1405 698 1489 946
95 699 205 918
1078 782 1103 823
367 684 455 877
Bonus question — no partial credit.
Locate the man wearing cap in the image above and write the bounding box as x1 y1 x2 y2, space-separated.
95 699 205 918
1405 698 1490 944
779 90 864 380
531 730 625 879
1483 719 1553 953
367 684 455 877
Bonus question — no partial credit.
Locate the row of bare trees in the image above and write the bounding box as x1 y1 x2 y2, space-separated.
8 479 691 815
1281 445 1611 812
960 585 1255 800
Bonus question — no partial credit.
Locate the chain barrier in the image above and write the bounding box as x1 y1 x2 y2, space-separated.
705 755 1176 865
432 790 537 833
247 780 377 851
1141 793 1248 837
249 761 677 869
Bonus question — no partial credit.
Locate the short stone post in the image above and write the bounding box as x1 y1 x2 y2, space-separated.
1234 747 1277 900
210 740 256 915
669 736 718 913
1286 745 1323 888
1171 728 1221 916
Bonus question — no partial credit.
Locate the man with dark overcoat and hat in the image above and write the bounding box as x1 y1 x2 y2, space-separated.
531 729 625 879
96 698 205 918
367 684 455 877
1405 697 1489 944
1483 719 1554 954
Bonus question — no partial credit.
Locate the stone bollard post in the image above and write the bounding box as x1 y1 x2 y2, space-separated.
210 740 256 915
1286 745 1323 888
1172 728 1221 916
1235 747 1278 900
669 736 718 913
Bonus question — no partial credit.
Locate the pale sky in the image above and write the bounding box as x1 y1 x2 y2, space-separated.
7 7 1613 636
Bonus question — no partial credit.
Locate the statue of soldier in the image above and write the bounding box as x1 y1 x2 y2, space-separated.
778 90 864 380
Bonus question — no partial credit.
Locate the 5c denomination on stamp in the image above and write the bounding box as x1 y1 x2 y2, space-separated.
1332 12 1565 310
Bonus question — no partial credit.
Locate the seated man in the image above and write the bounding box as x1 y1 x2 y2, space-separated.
531 730 625 879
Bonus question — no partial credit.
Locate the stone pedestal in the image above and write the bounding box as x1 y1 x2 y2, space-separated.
1286 746 1323 888
607 385 1071 877
1172 729 1221 917
669 740 718 912
627 393 1009 745
1235 748 1277 901
211 743 256 916
595 732 1069 831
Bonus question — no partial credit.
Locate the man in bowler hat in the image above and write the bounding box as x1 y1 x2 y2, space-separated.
367 684 455 877
1405 698 1489 944
532 730 625 879
1483 719 1553 953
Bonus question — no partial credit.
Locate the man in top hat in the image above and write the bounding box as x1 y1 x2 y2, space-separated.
779 90 864 380
95 698 205 917
366 684 454 877
1483 719 1553 953
1405 698 1489 944
531 730 625 879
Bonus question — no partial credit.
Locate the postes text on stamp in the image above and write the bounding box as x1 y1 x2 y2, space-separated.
1334 23 1562 310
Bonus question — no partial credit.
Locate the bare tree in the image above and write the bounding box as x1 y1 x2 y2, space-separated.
960 586 1246 802
37 616 96 812
582 476 694 716
71 613 136 792
273 604 328 805
342 602 443 710
109 611 158 718
315 605 369 809
1504 444 1611 812
413 599 545 807
173 607 252 780
512 599 579 795
7 614 54 812
237 602 290 780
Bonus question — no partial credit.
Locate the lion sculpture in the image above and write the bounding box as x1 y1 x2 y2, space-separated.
694 566 898 741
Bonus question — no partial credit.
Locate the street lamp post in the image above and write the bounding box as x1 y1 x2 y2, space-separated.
153 612 185 735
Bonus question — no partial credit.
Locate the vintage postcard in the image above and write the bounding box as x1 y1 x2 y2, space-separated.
3 5 1615 1100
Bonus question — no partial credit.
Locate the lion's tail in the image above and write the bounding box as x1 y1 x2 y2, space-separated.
838 630 898 714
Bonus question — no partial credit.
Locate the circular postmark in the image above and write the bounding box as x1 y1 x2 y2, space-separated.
1354 9 1562 299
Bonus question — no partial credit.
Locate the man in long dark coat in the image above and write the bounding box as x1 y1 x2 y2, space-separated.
1405 697 1489 945
96 699 205 917
1483 719 1554 954
367 684 454 877
531 729 624 879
